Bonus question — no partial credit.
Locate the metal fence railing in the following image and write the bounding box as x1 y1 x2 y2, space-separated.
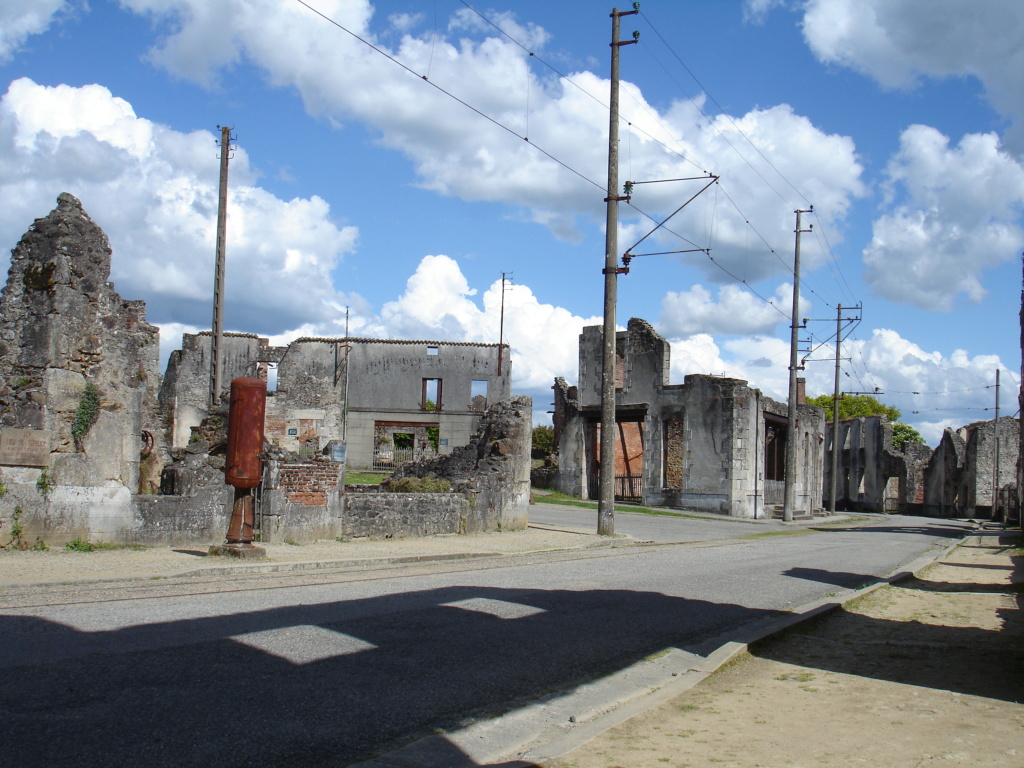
614 475 643 503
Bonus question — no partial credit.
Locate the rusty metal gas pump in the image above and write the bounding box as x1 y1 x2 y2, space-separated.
217 376 266 554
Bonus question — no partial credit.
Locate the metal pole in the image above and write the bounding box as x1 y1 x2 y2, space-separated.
829 304 842 514
783 208 812 522
498 272 510 376
992 368 1000 519
210 125 231 408
598 7 637 536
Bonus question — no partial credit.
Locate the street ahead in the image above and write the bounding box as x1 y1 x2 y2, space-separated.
0 511 968 767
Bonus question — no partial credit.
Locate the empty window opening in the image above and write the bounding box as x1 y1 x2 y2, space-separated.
470 380 488 411
427 346 439 356
422 378 442 411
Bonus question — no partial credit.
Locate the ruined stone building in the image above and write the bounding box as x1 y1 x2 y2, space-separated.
0 194 163 541
552 318 826 518
0 194 523 546
823 416 931 513
161 332 510 469
922 416 1019 518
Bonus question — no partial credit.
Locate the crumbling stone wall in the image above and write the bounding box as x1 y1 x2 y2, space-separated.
0 194 162 544
923 427 967 517
964 416 1019 516
553 318 825 518
382 395 532 532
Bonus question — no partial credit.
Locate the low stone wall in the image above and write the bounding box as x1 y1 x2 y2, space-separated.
0 466 233 548
131 489 232 546
341 493 471 538
530 467 558 490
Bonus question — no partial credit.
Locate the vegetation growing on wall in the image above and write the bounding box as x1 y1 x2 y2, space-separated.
71 381 101 449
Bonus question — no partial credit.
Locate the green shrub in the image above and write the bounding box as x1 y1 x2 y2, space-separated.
65 538 95 552
386 476 451 493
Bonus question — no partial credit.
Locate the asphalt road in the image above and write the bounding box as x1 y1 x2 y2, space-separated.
0 513 969 768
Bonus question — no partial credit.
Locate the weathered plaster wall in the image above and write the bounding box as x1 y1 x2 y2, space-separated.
964 416 1019 515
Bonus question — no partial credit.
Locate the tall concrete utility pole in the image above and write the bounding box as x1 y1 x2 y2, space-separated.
1018 253 1023 524
992 367 1001 519
783 208 812 522
598 5 638 536
209 125 233 408
829 304 843 515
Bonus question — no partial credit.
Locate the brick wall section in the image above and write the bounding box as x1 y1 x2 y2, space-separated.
665 420 684 489
277 455 342 506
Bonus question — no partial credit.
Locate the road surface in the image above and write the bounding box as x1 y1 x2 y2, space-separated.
0 512 968 767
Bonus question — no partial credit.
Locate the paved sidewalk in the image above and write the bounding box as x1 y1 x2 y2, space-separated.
0 523 621 585
538 531 1023 768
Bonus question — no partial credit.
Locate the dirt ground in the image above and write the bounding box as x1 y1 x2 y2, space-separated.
543 533 1024 768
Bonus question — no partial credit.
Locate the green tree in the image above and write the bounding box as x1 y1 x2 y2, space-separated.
532 424 555 456
806 393 900 422
808 393 925 447
890 421 926 447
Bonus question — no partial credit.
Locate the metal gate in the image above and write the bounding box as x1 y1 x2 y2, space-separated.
615 475 643 503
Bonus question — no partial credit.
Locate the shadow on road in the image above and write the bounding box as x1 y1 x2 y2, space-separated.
1 583 785 768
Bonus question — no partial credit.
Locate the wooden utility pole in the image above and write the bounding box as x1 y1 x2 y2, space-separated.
209 125 233 408
598 5 638 536
783 208 812 522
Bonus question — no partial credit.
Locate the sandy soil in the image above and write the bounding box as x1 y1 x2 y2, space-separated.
544 534 1024 768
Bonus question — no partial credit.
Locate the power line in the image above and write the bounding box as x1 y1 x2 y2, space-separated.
295 0 606 194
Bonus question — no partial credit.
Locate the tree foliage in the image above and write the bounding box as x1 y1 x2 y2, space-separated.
806 393 900 422
532 424 555 456
808 393 926 447
891 421 926 447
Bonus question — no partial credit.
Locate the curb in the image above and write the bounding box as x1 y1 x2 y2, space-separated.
358 529 972 767
0 535 638 588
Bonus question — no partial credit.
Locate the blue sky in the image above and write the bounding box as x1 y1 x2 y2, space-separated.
2 0 1023 444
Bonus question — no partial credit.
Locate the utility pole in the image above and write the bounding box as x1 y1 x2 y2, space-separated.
498 272 512 376
992 368 1001 519
783 208 812 522
598 5 638 537
822 303 863 514
1018 253 1023 525
829 305 843 515
209 125 233 408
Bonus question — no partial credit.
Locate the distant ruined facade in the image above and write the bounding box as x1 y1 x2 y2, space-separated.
822 415 932 514
551 318 826 519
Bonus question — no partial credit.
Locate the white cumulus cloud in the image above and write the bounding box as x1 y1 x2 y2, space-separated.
659 283 796 338
862 125 1024 309
0 0 66 63
110 0 866 274
0 78 359 337
800 0 1024 150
